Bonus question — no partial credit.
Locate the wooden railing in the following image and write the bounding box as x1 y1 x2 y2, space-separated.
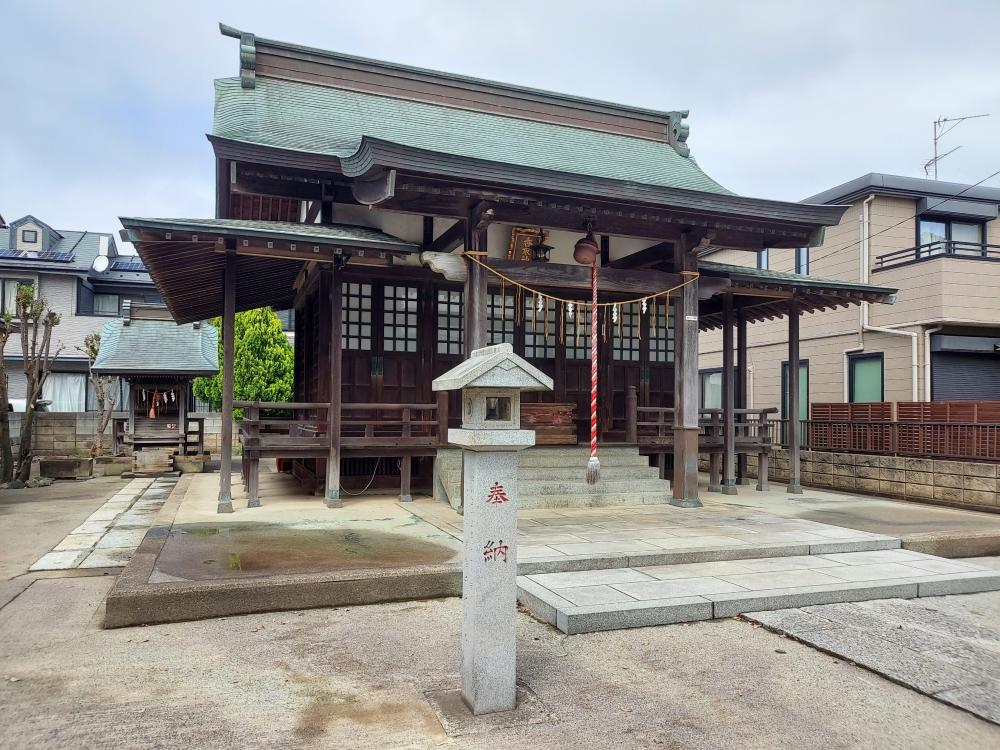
782 419 1000 461
627 393 777 452
236 397 449 457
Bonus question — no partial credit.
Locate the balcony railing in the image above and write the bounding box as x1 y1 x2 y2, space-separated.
874 242 1000 271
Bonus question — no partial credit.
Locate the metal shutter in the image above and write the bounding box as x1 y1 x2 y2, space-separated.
931 352 1000 400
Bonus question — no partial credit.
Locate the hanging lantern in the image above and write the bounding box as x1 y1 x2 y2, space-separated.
573 222 599 265
530 228 553 263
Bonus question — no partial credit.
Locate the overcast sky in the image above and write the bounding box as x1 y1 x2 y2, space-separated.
2 0 999 247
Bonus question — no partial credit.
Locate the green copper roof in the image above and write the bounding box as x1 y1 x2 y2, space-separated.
92 318 219 376
213 77 733 195
120 217 418 251
699 260 897 297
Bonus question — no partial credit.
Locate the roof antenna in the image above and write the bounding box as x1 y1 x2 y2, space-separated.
923 113 989 180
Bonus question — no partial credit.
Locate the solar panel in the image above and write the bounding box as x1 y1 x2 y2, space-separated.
110 259 147 272
0 248 74 262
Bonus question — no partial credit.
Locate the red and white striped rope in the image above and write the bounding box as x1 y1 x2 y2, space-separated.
590 261 598 461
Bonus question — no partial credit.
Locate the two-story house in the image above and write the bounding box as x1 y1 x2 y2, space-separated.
0 215 161 411
700 173 1000 417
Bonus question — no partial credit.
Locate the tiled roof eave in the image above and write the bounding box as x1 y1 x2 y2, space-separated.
210 133 847 229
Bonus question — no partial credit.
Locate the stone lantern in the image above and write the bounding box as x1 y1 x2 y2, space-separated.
432 343 553 715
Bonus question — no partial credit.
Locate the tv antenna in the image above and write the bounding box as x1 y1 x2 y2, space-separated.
923 113 989 179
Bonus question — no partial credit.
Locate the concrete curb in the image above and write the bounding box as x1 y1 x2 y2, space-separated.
103 475 461 628
901 530 1000 558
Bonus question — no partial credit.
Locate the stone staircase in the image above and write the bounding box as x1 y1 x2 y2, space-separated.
434 446 670 509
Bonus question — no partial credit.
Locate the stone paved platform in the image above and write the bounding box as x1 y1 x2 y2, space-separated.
746 585 1000 726
29 477 170 571
407 500 901 575
517 549 1000 634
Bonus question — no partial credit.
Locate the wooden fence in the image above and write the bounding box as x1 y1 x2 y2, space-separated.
802 401 1000 460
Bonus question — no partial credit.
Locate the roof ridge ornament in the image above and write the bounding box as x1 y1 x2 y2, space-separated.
239 31 256 89
220 23 256 89
668 110 691 157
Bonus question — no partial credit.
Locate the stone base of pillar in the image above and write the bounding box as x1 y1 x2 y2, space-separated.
755 482 770 492
721 481 738 495
399 493 413 503
325 489 343 509
217 491 234 514
737 477 751 486
786 480 803 495
247 498 261 509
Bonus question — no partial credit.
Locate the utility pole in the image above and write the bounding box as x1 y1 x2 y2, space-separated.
924 113 990 179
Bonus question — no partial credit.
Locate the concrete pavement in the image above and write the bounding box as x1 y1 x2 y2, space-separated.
2 573 999 749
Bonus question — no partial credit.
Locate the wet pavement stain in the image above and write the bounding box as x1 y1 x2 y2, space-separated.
155 523 459 581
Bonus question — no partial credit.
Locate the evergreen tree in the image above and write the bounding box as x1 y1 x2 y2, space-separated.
193 307 293 417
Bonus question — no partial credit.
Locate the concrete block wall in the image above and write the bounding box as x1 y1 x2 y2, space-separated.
5 411 234 457
704 448 999 512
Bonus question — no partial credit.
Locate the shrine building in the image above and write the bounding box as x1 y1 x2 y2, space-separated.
121 24 896 512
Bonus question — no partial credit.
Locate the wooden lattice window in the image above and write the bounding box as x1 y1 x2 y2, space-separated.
488 292 515 345
649 302 674 363
523 294 556 359
613 303 640 362
437 289 463 355
341 282 372 351
384 284 419 353
564 305 592 360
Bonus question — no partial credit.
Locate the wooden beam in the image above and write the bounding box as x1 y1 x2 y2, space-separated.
217 250 237 513
608 241 673 269
485 258 686 296
426 220 466 252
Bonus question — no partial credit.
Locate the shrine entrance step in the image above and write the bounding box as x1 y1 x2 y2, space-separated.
517 548 1000 634
434 446 670 510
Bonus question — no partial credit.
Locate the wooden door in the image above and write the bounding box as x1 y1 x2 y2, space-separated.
340 280 375 405
379 283 422 405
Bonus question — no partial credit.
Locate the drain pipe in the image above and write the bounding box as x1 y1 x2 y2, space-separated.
924 325 943 401
859 193 919 401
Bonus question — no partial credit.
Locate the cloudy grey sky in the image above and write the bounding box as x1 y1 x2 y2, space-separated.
2 0 999 245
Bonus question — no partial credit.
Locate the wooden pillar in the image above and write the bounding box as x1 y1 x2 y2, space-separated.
736 310 749 484
246 403 260 508
464 204 492 356
707 411 722 492
721 293 737 494
671 234 702 507
326 267 344 508
217 250 236 513
787 296 803 494
215 159 232 219
625 385 638 445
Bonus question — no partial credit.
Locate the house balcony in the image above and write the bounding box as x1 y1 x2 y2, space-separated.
870 242 1000 328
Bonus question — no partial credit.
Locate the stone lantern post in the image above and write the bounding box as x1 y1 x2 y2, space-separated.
432 343 553 715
